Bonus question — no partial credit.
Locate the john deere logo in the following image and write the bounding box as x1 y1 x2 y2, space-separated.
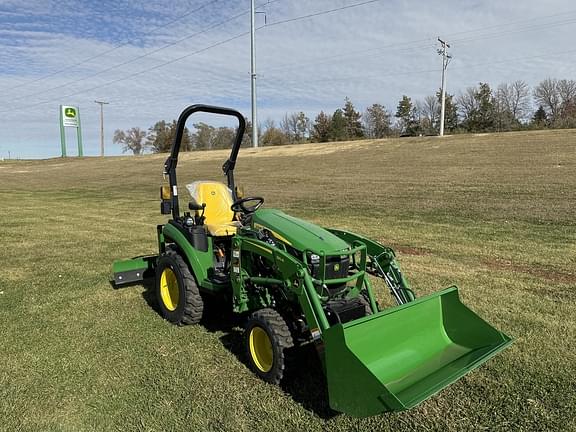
333 263 340 272
61 106 80 128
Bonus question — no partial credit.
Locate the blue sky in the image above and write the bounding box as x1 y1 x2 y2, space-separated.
0 0 575 158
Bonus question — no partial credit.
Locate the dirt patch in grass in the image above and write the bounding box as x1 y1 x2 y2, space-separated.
393 245 432 256
481 258 576 285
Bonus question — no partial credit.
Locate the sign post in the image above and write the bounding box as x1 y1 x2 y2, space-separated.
59 105 83 157
59 107 67 157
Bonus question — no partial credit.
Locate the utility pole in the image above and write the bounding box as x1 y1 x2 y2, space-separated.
94 100 109 156
437 38 451 137
250 0 258 148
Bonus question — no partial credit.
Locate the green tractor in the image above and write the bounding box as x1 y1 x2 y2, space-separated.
113 104 511 417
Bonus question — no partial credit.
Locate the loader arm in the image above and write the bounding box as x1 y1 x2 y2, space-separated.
327 228 415 304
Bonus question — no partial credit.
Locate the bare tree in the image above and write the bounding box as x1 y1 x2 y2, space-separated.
557 79 576 104
421 95 439 132
497 81 531 123
534 78 576 125
558 79 576 123
261 119 289 146
280 112 310 143
456 87 479 123
113 127 147 155
534 78 561 121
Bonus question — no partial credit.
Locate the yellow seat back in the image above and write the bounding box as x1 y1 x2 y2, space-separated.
186 181 234 226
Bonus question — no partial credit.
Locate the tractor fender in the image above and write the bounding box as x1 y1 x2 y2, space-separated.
162 223 213 284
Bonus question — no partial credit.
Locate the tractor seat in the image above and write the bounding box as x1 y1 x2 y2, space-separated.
185 181 240 236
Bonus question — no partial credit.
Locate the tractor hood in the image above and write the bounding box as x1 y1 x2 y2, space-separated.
252 209 350 253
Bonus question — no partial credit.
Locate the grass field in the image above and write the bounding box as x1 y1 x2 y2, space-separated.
1 129 575 431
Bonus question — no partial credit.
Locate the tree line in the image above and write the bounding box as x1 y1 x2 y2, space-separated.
114 77 576 154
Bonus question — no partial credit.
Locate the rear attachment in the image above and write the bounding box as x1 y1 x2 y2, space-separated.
323 286 512 417
112 256 157 286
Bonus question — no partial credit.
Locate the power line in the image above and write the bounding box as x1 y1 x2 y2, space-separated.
2 1 278 104
264 0 382 28
0 0 383 113
450 47 576 72
0 0 221 93
262 9 576 76
6 44 576 117
8 0 573 117
444 9 576 39
4 44 576 118
262 41 435 74
0 30 254 114
450 16 576 45
13 0 378 106
253 46 576 97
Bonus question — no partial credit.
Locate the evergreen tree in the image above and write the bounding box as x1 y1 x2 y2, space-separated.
531 105 548 128
342 97 363 139
312 111 332 142
294 112 311 142
477 82 495 131
330 109 346 141
458 83 495 132
146 120 172 153
395 95 418 135
363 104 391 138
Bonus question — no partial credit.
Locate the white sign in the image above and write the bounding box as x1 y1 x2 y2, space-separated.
61 105 79 128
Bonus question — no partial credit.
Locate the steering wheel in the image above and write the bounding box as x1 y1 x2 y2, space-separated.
231 196 264 214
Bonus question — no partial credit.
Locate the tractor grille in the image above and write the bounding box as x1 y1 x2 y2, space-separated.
309 255 349 280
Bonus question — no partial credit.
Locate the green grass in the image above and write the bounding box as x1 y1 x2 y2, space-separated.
1 129 575 431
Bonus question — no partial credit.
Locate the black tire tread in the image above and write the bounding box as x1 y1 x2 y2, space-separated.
165 246 203 325
246 308 293 385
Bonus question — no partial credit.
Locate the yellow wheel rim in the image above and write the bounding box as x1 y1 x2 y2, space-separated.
160 268 179 311
249 327 273 373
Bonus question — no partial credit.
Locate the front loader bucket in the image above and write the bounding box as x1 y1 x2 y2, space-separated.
323 286 511 417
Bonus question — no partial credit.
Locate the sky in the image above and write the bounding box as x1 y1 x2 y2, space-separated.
0 0 575 159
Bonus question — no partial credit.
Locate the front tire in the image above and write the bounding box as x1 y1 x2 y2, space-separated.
155 247 203 325
244 308 293 385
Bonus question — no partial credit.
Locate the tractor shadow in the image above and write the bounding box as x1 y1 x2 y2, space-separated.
201 298 337 419
280 345 336 419
128 282 337 419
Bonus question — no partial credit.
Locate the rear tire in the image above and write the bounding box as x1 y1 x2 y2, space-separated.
244 308 293 385
155 247 203 325
358 295 374 316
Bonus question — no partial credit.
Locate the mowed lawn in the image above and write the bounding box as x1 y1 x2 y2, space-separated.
0 129 574 431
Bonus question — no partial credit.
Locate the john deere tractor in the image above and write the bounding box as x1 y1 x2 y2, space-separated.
113 104 511 417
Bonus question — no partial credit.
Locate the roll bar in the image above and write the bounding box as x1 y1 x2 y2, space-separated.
163 104 246 219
